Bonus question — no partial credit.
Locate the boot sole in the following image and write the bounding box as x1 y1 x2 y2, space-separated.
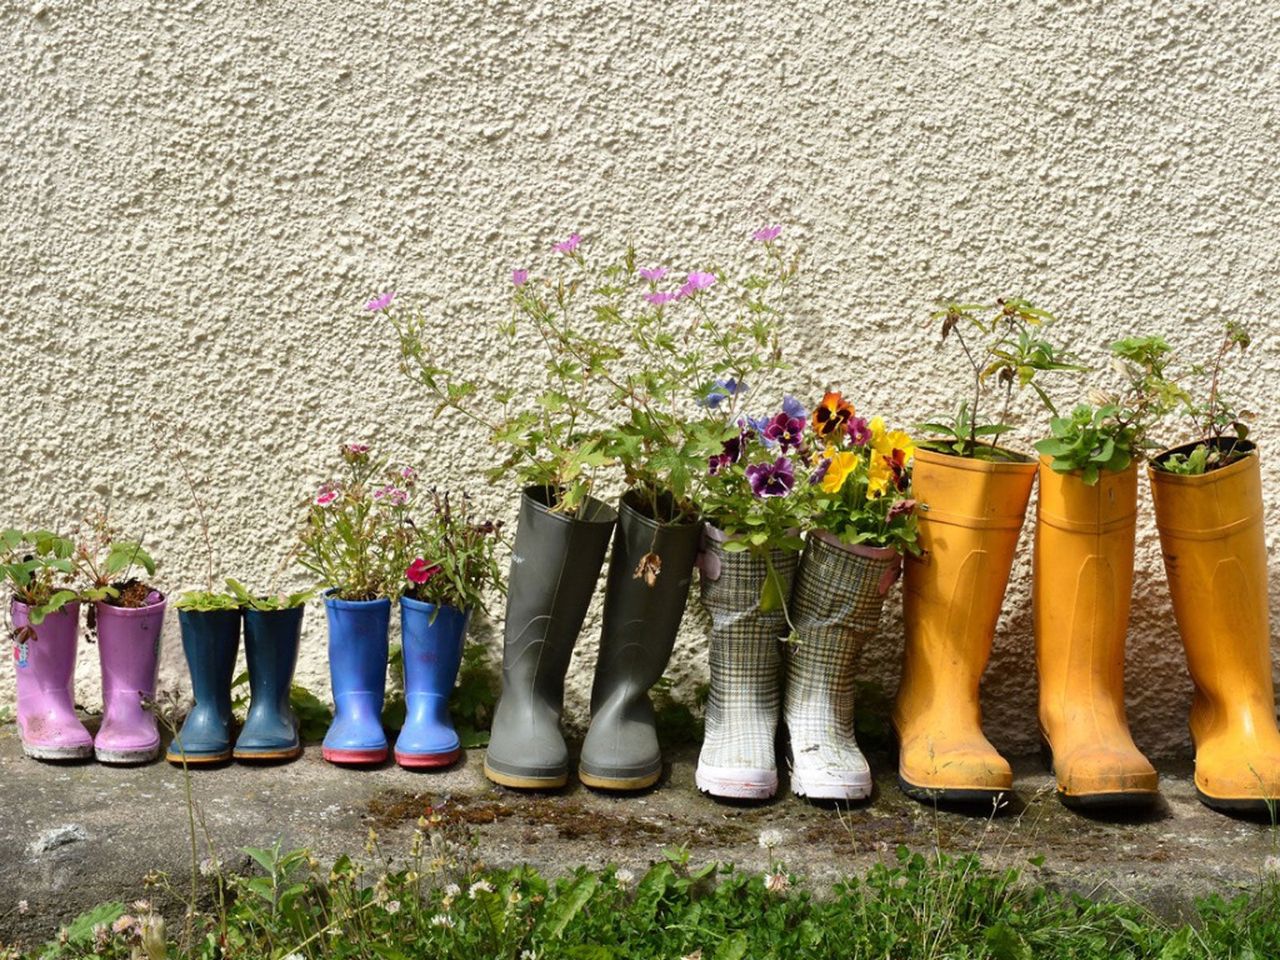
1195 788 1280 817
578 768 661 791
1041 735 1159 809
96 745 161 765
483 761 567 790
234 745 303 762
322 747 387 766
897 773 1008 805
23 742 93 761
165 750 231 765
695 764 777 800
791 772 872 801
396 748 461 769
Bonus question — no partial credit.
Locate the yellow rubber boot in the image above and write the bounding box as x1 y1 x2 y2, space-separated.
1149 444 1280 814
893 447 1036 803
1035 459 1158 807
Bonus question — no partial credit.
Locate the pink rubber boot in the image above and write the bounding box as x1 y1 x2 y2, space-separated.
12 601 94 760
95 594 165 763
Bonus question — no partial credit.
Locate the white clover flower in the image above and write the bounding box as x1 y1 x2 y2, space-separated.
468 880 494 898
443 882 462 898
430 913 455 929
386 900 401 915
757 828 784 850
16 900 28 914
764 871 790 894
614 868 635 888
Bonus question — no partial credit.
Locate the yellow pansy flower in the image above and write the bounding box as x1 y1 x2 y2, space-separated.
820 447 860 495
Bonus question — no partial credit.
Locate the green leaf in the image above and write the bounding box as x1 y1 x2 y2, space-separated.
541 873 599 939
714 931 748 960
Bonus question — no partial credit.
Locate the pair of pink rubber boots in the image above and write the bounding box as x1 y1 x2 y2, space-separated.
12 597 165 764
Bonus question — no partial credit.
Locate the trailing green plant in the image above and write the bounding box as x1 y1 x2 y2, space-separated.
1156 320 1255 475
1035 336 1186 484
296 444 414 601
0 529 78 631
919 298 1080 460
394 488 505 615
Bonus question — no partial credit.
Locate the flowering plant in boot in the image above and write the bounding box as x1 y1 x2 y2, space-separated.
919 298 1081 460
396 488 505 616
802 392 921 554
513 228 797 523
69 512 160 610
1034 336 1187 485
297 444 416 601
383 253 613 517
0 529 78 632
1154 321 1256 475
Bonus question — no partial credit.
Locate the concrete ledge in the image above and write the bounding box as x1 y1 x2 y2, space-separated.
1 726 1276 945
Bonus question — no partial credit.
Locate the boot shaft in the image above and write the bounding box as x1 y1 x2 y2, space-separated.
590 491 700 712
12 601 81 693
243 606 303 710
96 599 166 700
901 448 1036 698
400 596 467 694
177 608 241 703
324 597 390 692
1034 461 1137 730
501 486 616 696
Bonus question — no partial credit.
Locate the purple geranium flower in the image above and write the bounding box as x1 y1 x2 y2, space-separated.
365 292 396 312
753 225 782 243
764 413 805 453
677 271 717 299
746 457 796 498
511 269 528 287
700 377 747 409
644 290 679 306
781 395 806 420
553 233 581 254
847 416 872 446
638 266 667 282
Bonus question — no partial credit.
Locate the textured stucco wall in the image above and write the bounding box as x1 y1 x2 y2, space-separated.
3 0 1280 760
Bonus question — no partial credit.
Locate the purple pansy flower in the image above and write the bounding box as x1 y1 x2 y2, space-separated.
365 292 396 312
644 290 679 306
752 225 782 243
708 426 753 475
847 416 872 446
809 457 832 486
746 457 796 498
638 266 667 282
553 233 581 254
511 269 528 287
781 395 806 420
700 377 747 409
763 413 805 453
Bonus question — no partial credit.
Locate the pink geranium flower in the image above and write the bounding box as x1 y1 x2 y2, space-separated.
644 291 679 306
752 225 782 242
365 292 397 312
553 233 581 254
677 271 717 299
406 557 442 585
638 267 667 282
511 269 528 287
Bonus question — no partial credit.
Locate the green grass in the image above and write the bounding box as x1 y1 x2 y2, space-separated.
11 818 1280 960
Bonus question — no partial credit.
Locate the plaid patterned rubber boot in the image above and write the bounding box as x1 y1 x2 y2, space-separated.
695 526 799 800
785 532 900 800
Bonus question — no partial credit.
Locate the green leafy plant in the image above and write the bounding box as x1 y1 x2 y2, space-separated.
1034 335 1186 485
223 578 315 612
394 488 505 615
296 444 415 601
70 512 159 610
919 298 1080 459
0 529 78 633
1156 320 1255 475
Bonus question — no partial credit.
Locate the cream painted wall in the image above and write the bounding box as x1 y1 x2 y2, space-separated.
3 0 1279 759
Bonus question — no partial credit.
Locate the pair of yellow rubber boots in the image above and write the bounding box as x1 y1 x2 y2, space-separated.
893 446 1280 812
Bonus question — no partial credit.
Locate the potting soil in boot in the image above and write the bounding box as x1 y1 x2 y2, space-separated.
785 532 899 801
695 526 798 801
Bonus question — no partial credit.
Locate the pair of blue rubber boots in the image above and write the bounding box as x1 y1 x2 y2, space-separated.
321 596 467 768
167 607 303 764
